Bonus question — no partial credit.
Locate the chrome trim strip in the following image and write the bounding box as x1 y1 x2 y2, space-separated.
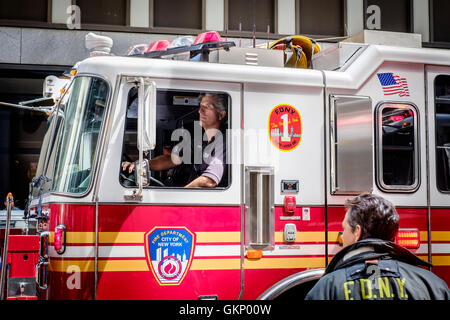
375 101 421 193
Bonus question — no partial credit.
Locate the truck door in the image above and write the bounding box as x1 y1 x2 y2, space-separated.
426 66 450 285
95 77 242 299
241 77 326 299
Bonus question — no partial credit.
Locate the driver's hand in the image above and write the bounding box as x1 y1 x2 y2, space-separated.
121 161 135 173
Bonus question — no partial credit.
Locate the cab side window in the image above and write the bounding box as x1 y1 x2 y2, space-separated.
376 103 419 191
120 89 231 189
435 75 450 192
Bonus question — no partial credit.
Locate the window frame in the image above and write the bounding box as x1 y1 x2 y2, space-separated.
434 74 450 194
0 0 51 26
49 74 112 198
375 101 420 193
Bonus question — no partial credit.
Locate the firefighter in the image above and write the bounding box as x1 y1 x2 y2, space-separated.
305 193 450 300
122 93 227 188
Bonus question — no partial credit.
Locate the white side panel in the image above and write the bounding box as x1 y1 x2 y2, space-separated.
426 65 450 207
243 83 325 206
327 62 427 207
98 78 242 205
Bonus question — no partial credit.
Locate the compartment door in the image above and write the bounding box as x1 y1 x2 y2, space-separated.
426 66 450 285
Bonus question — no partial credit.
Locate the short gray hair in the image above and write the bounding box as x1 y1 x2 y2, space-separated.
200 93 227 113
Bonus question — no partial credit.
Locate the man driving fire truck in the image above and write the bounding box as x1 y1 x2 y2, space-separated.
121 93 227 188
305 194 450 300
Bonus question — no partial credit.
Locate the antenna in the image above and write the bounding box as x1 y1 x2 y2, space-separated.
252 23 256 48
238 22 242 47
266 25 270 49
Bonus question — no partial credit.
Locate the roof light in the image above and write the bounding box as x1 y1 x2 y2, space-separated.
145 40 173 52
193 31 222 44
170 36 195 48
126 44 149 56
395 228 420 249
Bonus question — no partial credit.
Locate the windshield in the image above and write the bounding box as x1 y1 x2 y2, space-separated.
31 112 64 198
31 81 71 199
51 76 108 194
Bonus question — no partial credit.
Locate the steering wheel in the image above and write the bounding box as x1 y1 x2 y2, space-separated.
120 168 166 187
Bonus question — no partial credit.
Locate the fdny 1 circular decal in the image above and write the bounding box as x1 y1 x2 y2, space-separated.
269 104 302 151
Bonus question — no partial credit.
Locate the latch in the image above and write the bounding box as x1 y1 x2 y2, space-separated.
284 223 297 242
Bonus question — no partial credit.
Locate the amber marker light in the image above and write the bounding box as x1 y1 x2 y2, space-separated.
246 250 263 259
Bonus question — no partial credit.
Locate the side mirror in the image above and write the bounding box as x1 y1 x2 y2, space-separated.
138 80 156 153
125 77 156 201
134 159 150 187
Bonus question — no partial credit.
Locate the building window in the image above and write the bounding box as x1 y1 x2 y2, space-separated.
77 0 127 26
435 75 450 192
0 0 47 22
227 0 275 33
376 103 419 191
431 0 450 43
153 0 202 29
297 0 344 37
364 0 412 33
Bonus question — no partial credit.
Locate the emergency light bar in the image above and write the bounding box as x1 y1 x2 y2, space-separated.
139 40 235 61
127 31 234 62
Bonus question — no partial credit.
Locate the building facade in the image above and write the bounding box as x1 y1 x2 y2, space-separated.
0 0 448 207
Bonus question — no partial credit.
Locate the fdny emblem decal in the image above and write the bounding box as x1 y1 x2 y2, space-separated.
145 227 196 286
269 104 302 151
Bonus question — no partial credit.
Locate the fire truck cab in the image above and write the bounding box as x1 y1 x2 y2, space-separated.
3 30 450 300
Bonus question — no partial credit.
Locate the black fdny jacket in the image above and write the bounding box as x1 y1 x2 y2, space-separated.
305 238 450 300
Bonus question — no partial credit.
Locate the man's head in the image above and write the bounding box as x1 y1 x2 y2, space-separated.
342 193 399 247
198 94 226 130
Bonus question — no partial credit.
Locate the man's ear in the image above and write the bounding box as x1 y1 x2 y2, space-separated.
354 225 362 242
218 110 226 121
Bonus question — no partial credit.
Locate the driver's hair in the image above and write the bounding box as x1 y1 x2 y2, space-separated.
199 93 227 114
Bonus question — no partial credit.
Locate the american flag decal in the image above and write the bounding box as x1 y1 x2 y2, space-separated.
377 73 410 97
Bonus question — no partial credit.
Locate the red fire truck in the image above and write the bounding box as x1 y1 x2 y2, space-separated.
1 30 449 300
